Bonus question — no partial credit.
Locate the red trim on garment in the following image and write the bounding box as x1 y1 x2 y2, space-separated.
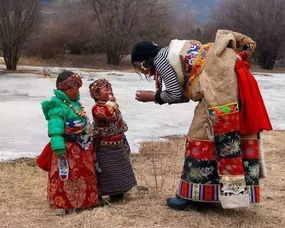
100 134 124 142
180 180 189 197
178 180 219 202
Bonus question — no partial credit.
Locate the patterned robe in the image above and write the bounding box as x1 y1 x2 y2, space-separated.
92 101 137 195
41 89 98 209
167 30 271 208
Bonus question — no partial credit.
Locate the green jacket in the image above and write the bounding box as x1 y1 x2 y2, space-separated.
41 89 87 156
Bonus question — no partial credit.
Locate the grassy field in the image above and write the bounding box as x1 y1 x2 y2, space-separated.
0 131 284 228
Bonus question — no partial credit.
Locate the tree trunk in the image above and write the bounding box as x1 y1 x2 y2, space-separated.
3 47 20 71
0 0 38 71
106 49 122 65
258 50 276 70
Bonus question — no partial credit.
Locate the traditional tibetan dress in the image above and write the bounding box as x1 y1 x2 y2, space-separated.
41 89 98 209
92 101 137 196
167 30 272 208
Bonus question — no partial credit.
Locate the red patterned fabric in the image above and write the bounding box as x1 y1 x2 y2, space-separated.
235 58 272 134
211 112 239 135
217 157 244 175
47 142 98 209
241 138 259 159
92 103 121 122
92 103 126 141
186 138 215 160
178 137 260 203
37 143 53 171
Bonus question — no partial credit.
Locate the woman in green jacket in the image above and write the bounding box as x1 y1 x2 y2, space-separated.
40 71 98 215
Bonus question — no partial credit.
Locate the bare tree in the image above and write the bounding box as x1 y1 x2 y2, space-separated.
135 0 174 46
52 0 94 55
0 0 39 70
167 3 197 41
25 0 96 59
89 0 177 65
90 0 145 65
212 0 285 69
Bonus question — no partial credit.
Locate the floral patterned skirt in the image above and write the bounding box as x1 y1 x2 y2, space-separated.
177 138 260 203
47 142 98 209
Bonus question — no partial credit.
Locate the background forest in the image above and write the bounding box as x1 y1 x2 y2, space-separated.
0 0 285 70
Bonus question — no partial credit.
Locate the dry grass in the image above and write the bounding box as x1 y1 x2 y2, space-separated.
0 131 284 228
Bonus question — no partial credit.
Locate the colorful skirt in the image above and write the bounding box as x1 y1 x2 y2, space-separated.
47 142 98 209
176 138 260 204
96 142 137 196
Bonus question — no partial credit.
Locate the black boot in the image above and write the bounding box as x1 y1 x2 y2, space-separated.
109 193 124 202
167 195 217 211
166 196 191 211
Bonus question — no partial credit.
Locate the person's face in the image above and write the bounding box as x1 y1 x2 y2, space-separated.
95 84 113 102
134 61 155 76
65 87 80 101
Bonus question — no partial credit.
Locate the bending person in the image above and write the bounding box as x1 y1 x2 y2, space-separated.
131 30 272 210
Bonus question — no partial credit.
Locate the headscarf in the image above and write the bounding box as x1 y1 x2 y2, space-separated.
89 78 110 100
56 73 82 91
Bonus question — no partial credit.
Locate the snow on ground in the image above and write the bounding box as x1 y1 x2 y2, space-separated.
0 65 284 161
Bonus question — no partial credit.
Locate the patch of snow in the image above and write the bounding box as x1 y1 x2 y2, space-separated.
0 67 284 161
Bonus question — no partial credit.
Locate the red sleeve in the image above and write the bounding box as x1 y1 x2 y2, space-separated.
92 104 120 122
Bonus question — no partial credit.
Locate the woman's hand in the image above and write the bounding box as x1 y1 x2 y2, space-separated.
135 90 155 102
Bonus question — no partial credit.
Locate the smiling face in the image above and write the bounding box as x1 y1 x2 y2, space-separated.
95 84 113 102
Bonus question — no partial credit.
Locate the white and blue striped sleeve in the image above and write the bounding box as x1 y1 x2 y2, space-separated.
154 47 186 104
